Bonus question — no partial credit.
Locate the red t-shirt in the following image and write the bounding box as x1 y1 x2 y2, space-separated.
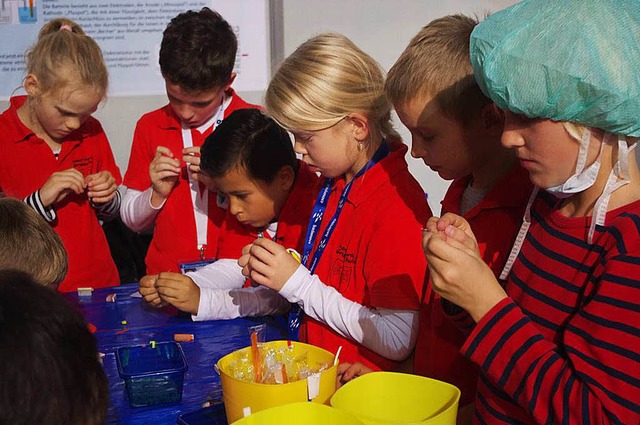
414 164 533 406
216 161 319 260
0 96 121 291
123 90 258 273
300 142 431 371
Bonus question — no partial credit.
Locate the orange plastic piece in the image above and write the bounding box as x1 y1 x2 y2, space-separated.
173 333 195 342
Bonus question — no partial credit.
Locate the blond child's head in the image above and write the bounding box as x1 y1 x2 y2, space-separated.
387 15 507 183
386 14 489 125
21 18 108 143
0 198 68 288
25 18 108 100
266 32 399 145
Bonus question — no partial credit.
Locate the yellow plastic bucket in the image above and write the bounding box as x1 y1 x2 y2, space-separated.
232 402 365 425
217 340 338 424
331 372 460 425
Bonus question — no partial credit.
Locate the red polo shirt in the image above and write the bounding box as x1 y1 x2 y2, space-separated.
0 96 121 291
123 90 258 274
301 142 431 371
414 164 533 406
216 161 320 260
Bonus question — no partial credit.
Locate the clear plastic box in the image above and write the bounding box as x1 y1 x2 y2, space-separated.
116 341 188 407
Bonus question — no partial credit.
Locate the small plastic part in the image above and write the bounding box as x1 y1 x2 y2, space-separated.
106 293 117 302
88 323 97 334
286 248 301 263
174 333 195 342
77 287 93 297
121 320 127 326
150 340 156 349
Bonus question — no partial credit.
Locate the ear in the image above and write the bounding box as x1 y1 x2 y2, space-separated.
480 103 504 137
347 112 370 142
222 73 237 91
276 165 295 192
24 74 41 97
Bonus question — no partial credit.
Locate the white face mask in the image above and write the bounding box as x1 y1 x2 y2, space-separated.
545 128 602 198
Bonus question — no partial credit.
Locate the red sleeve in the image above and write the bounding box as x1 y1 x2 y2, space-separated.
93 121 122 184
365 193 431 310
123 116 153 190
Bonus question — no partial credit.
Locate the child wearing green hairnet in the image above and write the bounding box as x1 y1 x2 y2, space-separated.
423 0 640 423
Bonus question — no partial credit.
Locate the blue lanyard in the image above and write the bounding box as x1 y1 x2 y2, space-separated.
302 142 389 273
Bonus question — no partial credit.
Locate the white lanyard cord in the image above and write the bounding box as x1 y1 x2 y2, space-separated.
180 93 231 253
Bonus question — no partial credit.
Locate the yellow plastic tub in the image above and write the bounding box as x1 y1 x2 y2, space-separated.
233 402 365 425
217 340 338 424
331 372 460 425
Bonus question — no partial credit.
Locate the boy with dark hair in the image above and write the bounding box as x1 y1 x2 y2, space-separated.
121 8 258 275
0 197 68 288
0 270 109 425
139 109 318 320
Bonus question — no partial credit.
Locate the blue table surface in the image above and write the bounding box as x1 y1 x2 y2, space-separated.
63 283 289 425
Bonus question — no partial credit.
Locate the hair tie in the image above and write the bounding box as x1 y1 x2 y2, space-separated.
59 24 73 32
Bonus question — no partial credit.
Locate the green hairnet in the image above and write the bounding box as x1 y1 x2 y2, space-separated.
470 0 640 137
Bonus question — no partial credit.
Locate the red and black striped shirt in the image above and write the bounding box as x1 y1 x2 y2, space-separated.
464 191 640 424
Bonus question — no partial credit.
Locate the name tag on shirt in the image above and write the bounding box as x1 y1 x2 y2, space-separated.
179 259 215 274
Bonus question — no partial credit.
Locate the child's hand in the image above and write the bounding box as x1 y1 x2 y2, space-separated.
423 213 507 322
182 146 204 182
336 362 373 389
149 146 181 206
39 168 86 207
155 272 200 314
139 274 168 308
238 238 300 291
86 171 117 203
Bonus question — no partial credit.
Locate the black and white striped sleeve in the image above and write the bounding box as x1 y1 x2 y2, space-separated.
91 189 121 222
23 190 57 223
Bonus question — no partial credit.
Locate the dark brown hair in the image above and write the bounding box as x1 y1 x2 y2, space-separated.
159 7 237 92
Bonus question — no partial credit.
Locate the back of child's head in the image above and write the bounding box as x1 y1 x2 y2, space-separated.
200 108 297 183
26 18 108 98
0 198 67 288
386 14 490 125
0 270 108 425
265 32 399 142
160 7 237 93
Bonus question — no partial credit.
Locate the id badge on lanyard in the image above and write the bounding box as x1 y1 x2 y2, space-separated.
178 94 229 274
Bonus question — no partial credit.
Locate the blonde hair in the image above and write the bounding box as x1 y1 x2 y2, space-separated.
265 33 399 142
26 18 108 98
385 14 490 124
563 122 639 148
0 198 68 288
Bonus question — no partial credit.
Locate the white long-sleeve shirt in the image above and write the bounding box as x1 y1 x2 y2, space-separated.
189 260 418 361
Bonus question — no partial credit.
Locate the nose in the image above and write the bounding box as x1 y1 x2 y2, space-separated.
65 117 82 132
293 140 307 156
501 113 525 149
175 104 195 122
228 198 242 216
410 136 427 159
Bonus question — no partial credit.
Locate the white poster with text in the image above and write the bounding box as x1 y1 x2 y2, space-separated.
0 0 270 98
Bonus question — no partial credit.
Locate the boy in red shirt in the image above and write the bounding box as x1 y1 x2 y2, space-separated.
139 109 318 320
386 14 534 410
121 8 258 274
338 15 533 414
